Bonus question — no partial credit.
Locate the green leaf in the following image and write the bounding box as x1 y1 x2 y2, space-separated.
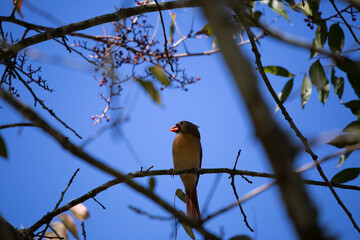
343 121 360 133
136 79 161 105
309 60 330 104
149 177 155 191
169 13 176 43
301 74 312 109
176 188 186 204
328 23 344 55
310 22 327 58
263 65 294 77
195 23 213 36
337 152 352 169
263 0 291 22
299 0 319 17
229 235 252 240
347 72 360 99
330 68 344 102
328 133 360 148
149 66 170 86
331 168 360 184
178 211 195 239
275 78 294 112
344 100 360 117
0 135 8 159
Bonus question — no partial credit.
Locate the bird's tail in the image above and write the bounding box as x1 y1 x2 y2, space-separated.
186 188 200 219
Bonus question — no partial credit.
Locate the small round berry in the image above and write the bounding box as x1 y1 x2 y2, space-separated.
91 116 95 120
106 118 110 122
310 26 314 30
160 87 164 91
99 83 103 86
16 94 20 97
196 77 200 81
353 18 357 21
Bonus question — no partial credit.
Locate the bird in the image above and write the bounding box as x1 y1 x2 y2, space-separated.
170 121 202 219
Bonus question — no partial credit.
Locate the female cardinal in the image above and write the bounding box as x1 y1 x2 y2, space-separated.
170 121 202 219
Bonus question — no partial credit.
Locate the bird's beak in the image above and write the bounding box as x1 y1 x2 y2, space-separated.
170 125 179 133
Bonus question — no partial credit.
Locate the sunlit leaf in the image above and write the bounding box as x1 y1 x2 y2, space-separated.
70 203 90 221
169 13 176 43
149 65 170 86
263 0 291 22
309 60 330 104
136 79 161 105
178 211 195 239
328 23 344 55
176 188 186 204
275 78 294 112
337 152 352 169
328 133 360 148
344 100 360 118
331 168 360 184
149 177 156 191
229 235 252 240
195 23 213 36
60 214 79 240
330 68 344 102
301 74 312 108
47 222 68 240
263 65 294 77
343 121 360 133
299 0 320 17
310 22 327 58
0 135 8 159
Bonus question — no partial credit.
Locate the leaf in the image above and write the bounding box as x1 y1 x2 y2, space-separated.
263 65 294 77
47 222 68 240
309 60 330 104
328 23 344 55
331 168 360 184
310 22 327 58
149 177 155 191
337 152 352 169
195 23 213 36
70 203 90 221
229 235 253 240
330 68 344 102
175 188 186 204
344 100 360 117
275 78 294 112
169 13 176 43
178 211 195 239
0 135 8 159
149 65 170 86
301 74 312 108
347 72 360 99
136 79 161 105
343 121 360 133
263 0 291 22
299 0 319 17
60 214 79 239
328 133 360 148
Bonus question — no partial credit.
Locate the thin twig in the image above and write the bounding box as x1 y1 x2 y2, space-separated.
129 205 173 220
329 0 360 45
92 197 106 209
229 149 253 232
154 0 174 72
0 122 39 130
81 222 86 240
38 168 80 240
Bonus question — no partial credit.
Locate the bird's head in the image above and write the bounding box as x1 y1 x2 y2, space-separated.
170 121 200 139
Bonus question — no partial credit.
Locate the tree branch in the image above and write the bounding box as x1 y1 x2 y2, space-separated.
0 86 219 240
0 0 200 62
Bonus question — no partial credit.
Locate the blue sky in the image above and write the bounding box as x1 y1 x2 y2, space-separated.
1 0 359 239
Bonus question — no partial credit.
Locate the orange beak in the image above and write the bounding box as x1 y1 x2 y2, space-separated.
170 125 179 133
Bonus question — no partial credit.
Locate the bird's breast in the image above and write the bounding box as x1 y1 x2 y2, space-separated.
172 133 201 170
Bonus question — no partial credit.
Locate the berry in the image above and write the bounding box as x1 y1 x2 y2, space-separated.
91 116 95 120
160 87 164 91
16 94 20 97
99 83 103 86
121 6 125 10
196 77 200 80
106 118 110 122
